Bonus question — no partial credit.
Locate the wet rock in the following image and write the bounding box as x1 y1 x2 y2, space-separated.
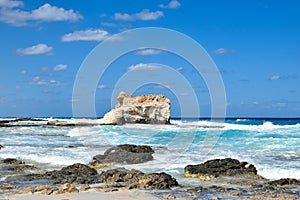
99 168 143 184
13 183 80 195
0 183 16 194
43 163 99 184
99 168 178 190
0 144 4 149
184 158 264 180
135 172 179 190
1 158 37 172
163 193 176 199
246 193 299 200
13 185 59 195
91 144 154 165
1 158 25 165
268 178 300 186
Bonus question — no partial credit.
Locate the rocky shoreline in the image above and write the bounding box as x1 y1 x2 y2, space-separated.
1 144 300 199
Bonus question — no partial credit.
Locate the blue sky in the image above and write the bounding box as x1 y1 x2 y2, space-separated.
0 0 299 118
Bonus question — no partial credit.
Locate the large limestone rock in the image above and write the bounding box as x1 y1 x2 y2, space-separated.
98 92 171 125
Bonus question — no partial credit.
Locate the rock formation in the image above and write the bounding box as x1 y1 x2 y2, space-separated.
90 144 154 166
98 168 178 190
0 158 37 172
43 163 100 184
184 158 264 181
98 91 171 125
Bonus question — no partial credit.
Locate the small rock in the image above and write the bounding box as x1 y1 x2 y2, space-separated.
1 158 25 165
136 172 179 190
268 178 300 186
163 193 176 199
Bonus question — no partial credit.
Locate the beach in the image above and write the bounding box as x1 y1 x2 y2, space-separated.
7 190 161 200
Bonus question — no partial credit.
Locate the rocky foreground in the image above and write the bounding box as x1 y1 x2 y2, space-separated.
1 144 300 199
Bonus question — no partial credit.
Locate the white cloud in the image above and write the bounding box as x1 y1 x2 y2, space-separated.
270 75 281 80
0 0 23 8
270 75 297 81
212 48 235 54
0 3 82 26
30 76 65 86
20 69 26 74
53 64 67 71
61 29 119 42
135 48 163 56
128 63 162 71
114 9 163 21
159 0 181 9
16 43 53 56
101 22 116 27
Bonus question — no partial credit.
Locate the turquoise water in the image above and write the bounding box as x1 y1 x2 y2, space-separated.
0 118 299 184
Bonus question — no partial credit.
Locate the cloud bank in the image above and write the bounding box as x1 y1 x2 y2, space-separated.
0 2 82 26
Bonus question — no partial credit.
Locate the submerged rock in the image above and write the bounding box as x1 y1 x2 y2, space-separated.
98 91 171 125
90 144 154 166
0 158 37 172
184 158 264 180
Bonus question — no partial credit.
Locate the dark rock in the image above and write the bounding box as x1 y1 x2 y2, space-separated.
99 168 143 184
11 118 45 122
91 144 154 165
1 158 25 165
0 144 4 149
3 165 37 172
44 163 99 184
184 158 263 180
134 172 179 190
0 158 37 172
99 168 178 190
268 178 300 186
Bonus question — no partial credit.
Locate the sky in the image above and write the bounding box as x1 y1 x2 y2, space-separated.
0 0 299 118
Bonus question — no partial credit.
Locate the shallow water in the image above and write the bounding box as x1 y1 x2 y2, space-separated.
0 118 300 186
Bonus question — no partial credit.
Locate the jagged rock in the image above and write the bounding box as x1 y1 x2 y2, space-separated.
99 168 143 183
99 168 178 190
0 144 4 149
134 172 179 190
98 91 171 125
268 178 300 186
90 144 154 165
184 158 264 180
13 183 80 195
0 158 37 172
1 158 25 165
43 163 99 184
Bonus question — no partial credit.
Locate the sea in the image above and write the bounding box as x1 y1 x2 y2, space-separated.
1 118 300 186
